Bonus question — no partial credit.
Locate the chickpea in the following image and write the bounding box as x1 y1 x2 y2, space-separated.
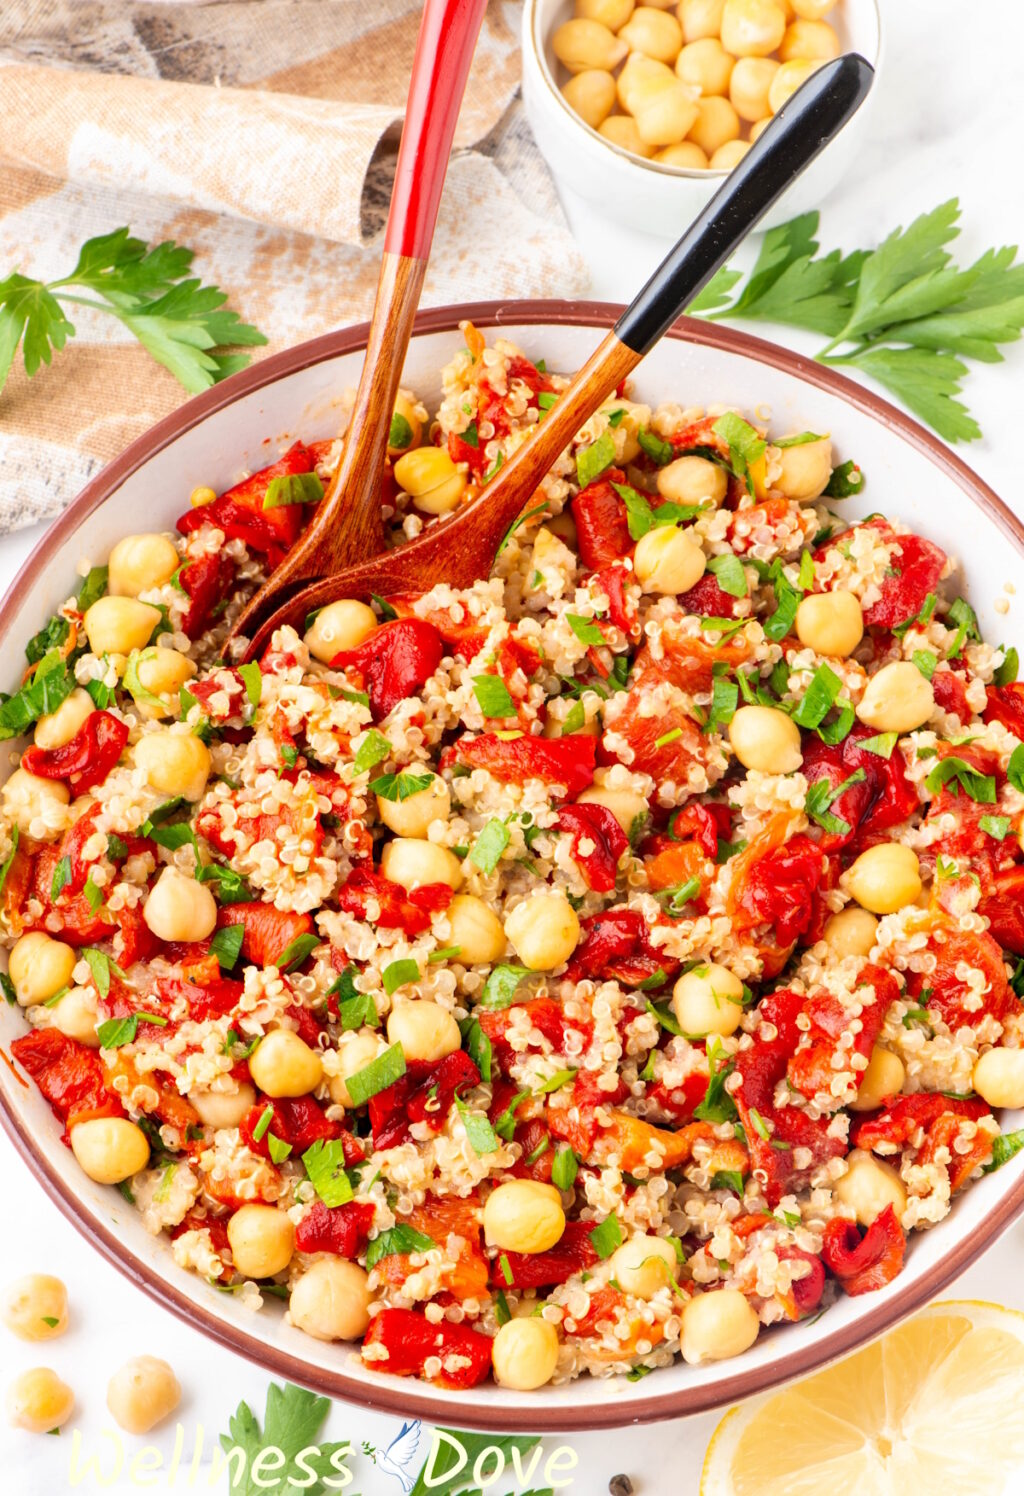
749 114 772 140
709 139 750 169
775 436 832 499
769 57 823 113
857 661 935 735
134 729 211 802
143 867 218 943
655 141 709 167
227 1204 295 1279
728 704 802 773
190 485 217 508
576 0 635 28
446 894 507 965
6 1368 74 1433
2 768 69 838
795 590 863 658
491 1317 560 1390
720 0 786 56
973 1049 1024 1110
672 962 745 1037
9 932 76 1008
108 534 180 598
633 524 706 594
289 1259 371 1342
851 1046 906 1113
729 56 779 121
484 1180 565 1253
327 1031 383 1108
675 37 733 95
552 18 629 74
822 907 878 960
2 1275 69 1341
792 0 836 17
599 115 656 158
779 17 838 60
386 392 423 458
505 891 580 971
304 599 377 664
577 783 649 835
190 1080 256 1129
376 773 450 839
387 1001 461 1064
834 1150 907 1227
678 0 724 42
681 1289 760 1365
249 1028 323 1098
633 78 701 147
380 837 463 893
84 596 162 657
106 1357 181 1434
617 51 675 113
608 1234 678 1298
393 446 468 516
562 69 618 130
70 1116 150 1184
844 844 922 916
52 987 101 1047
136 648 197 718
619 6 684 63
658 454 728 506
34 688 94 751
688 95 740 155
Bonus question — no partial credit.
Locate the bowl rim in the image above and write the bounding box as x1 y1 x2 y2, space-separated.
2 300 1024 1433
523 0 883 182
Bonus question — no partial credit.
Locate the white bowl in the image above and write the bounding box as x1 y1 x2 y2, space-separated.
1 303 1022 1432
522 0 882 236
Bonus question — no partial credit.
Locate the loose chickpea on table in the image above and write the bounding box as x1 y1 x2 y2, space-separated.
553 0 843 169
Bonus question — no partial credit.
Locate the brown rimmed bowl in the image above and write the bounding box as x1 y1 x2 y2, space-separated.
1 302 1023 1432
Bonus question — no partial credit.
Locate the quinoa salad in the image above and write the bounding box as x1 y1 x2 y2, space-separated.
4 321 1024 1395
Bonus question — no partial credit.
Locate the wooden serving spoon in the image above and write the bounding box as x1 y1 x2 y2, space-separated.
242 54 874 663
229 0 489 643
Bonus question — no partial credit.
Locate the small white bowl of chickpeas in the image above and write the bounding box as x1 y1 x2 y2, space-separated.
522 0 881 235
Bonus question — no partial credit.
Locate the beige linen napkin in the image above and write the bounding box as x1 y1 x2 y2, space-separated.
0 0 589 532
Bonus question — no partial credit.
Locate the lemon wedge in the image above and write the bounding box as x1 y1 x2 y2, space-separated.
701 1302 1024 1496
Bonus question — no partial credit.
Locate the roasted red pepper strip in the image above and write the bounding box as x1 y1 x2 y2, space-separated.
295 1200 376 1258
984 680 1024 737
335 866 452 935
821 1204 906 1295
557 802 629 892
21 711 129 794
11 1029 124 1135
369 1052 481 1150
491 1219 599 1290
216 904 315 968
331 617 443 721
566 907 679 988
177 442 313 565
240 1095 351 1160
178 551 237 639
450 732 597 798
800 728 918 852
361 1308 492 1389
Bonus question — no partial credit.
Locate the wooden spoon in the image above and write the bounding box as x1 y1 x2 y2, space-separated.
230 0 489 643
242 54 874 662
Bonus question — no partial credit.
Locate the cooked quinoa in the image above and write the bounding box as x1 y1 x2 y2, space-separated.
4 321 1024 1392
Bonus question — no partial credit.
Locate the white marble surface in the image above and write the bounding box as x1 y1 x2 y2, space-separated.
3 1 1024 1491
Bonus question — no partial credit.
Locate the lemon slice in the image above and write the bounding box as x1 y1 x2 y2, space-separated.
701 1301 1024 1496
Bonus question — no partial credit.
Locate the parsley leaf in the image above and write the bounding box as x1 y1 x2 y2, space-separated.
218 1381 351 1496
472 675 516 718
1 226 267 396
576 432 616 487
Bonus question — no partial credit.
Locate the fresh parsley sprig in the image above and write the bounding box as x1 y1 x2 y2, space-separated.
690 200 1024 443
0 226 267 396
